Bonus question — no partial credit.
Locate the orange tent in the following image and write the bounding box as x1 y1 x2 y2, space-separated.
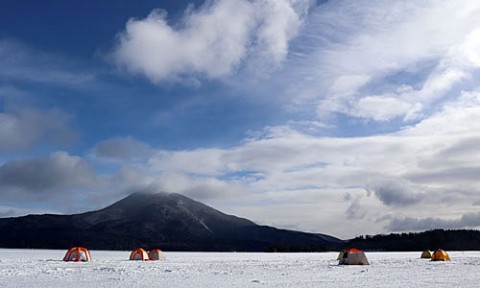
431 249 450 261
129 248 150 261
148 249 165 261
63 247 92 262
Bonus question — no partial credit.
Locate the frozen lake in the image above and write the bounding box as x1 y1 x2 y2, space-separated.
0 249 477 287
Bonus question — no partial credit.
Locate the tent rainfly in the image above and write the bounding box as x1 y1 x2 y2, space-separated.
129 248 150 261
338 248 369 265
431 249 450 261
63 247 92 262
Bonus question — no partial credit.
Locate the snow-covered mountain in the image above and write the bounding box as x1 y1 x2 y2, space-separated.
0 192 343 251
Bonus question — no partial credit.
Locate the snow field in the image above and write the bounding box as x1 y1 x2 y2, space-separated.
0 249 478 287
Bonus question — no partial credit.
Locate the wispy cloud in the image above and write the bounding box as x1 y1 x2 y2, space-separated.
0 40 95 87
284 0 480 123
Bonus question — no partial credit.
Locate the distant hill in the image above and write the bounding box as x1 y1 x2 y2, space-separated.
0 192 343 252
345 229 480 251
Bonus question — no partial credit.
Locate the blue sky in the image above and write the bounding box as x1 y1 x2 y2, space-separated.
2 0 480 238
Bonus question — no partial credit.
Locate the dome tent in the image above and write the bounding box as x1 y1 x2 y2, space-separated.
338 248 369 265
420 249 432 259
63 247 92 262
129 248 150 261
431 249 450 261
148 249 165 261
336 251 344 261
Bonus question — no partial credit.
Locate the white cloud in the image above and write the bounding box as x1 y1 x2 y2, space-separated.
250 0 310 66
113 0 312 82
353 96 417 121
329 75 371 97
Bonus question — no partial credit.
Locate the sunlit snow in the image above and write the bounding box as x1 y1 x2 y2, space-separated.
0 249 477 287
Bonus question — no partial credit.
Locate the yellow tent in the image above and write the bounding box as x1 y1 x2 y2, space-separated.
431 249 450 261
420 249 431 259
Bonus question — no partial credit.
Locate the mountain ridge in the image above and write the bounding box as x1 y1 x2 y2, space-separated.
0 191 343 252
345 229 480 251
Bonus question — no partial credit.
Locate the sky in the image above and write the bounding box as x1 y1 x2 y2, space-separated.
1 0 480 239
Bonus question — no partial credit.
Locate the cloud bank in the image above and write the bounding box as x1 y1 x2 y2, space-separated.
68 90 480 236
0 151 97 200
2 88 480 236
2 91 480 237
388 212 480 232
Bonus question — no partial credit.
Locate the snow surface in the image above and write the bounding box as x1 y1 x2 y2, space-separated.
0 249 477 287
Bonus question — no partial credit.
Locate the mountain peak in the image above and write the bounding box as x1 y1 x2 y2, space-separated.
81 191 256 233
0 191 342 251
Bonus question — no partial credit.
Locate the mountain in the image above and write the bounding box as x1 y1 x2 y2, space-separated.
345 229 480 251
0 192 343 252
